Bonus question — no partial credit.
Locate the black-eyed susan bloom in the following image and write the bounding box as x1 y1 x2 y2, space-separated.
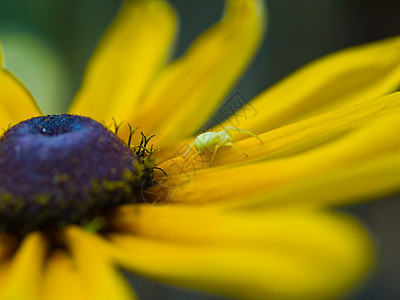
1 0 400 299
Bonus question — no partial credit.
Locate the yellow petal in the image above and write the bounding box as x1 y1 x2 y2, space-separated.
0 46 42 130
0 232 47 300
219 35 400 134
0 235 19 288
109 206 374 300
155 108 400 205
65 226 137 300
69 0 177 124
42 251 85 300
158 91 400 170
238 150 400 210
126 0 266 145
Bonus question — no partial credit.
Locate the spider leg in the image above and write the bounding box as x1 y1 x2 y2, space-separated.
183 142 195 157
225 142 248 156
210 145 222 166
221 128 235 140
225 126 262 142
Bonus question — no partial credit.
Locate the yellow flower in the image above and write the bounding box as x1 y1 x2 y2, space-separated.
2 0 400 299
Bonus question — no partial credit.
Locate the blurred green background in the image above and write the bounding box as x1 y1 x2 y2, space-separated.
1 0 400 299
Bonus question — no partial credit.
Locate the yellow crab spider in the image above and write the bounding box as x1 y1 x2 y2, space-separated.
183 126 262 165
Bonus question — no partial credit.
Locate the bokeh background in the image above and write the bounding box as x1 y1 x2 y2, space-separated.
1 0 400 299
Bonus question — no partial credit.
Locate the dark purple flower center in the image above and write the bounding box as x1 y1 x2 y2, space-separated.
0 114 148 235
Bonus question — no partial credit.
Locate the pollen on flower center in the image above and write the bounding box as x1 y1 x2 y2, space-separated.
0 114 149 235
